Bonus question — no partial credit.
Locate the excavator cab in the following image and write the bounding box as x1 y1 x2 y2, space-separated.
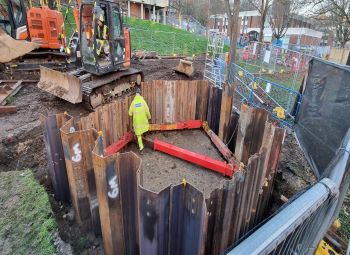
80 0 131 75
0 0 29 39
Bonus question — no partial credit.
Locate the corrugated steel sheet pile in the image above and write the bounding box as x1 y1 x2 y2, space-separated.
41 80 286 254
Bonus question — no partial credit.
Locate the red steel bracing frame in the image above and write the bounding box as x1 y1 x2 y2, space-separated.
103 120 239 178
104 131 134 157
153 139 233 177
202 122 240 172
149 120 203 131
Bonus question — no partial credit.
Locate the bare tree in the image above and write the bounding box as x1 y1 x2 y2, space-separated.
268 0 297 40
247 0 272 42
332 12 350 47
309 0 350 47
225 0 241 63
194 1 210 26
169 0 186 27
170 0 210 29
210 0 226 15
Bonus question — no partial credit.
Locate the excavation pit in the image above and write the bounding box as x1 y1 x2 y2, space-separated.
127 129 233 197
42 80 286 255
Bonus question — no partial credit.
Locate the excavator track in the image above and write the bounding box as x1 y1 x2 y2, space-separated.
38 66 143 110
82 68 143 110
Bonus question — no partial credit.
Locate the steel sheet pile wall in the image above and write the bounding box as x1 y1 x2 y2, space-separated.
207 85 223 134
41 80 286 254
94 102 285 254
138 182 207 255
40 113 71 202
79 97 133 147
92 150 140 255
205 105 286 255
141 80 210 123
60 117 101 233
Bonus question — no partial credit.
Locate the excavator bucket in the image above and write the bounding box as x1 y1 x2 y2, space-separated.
38 66 83 104
175 59 194 77
0 28 39 63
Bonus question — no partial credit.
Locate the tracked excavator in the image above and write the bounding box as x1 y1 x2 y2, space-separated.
0 0 68 67
37 0 143 109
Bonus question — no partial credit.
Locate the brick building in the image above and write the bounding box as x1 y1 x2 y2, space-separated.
208 11 326 46
126 0 169 23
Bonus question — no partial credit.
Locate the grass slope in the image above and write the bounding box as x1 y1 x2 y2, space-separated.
126 17 207 56
61 6 77 41
339 190 350 241
0 170 57 255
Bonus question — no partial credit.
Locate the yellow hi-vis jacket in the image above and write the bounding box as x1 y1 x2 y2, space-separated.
96 24 108 56
128 94 151 135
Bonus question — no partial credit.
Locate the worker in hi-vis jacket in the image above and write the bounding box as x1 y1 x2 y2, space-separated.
128 88 151 151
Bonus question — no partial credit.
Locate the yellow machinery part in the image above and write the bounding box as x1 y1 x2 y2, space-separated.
315 240 339 255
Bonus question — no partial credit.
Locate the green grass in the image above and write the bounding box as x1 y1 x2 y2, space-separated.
339 191 350 241
126 17 207 56
5 96 15 104
0 170 57 255
61 6 77 41
236 60 304 90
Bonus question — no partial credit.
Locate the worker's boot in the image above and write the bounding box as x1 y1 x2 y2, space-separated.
137 135 144 153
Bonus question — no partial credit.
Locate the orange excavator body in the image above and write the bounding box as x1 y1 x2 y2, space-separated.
0 0 64 50
26 6 64 49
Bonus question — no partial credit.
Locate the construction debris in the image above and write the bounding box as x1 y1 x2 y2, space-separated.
175 58 194 77
132 50 158 59
0 80 23 105
0 105 17 114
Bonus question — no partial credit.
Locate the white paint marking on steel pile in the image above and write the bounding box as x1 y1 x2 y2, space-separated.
108 175 119 199
71 143 82 162
69 126 75 133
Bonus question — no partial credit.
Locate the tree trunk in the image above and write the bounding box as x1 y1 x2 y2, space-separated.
186 16 190 31
258 2 268 43
178 12 182 27
340 40 346 48
228 0 240 63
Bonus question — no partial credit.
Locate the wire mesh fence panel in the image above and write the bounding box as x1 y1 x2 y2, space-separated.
227 130 350 255
237 42 317 91
228 178 339 255
253 77 300 115
129 27 207 57
228 62 254 102
228 62 302 126
166 15 208 37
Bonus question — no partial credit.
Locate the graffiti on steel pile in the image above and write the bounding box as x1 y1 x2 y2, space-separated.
72 143 82 162
106 162 119 199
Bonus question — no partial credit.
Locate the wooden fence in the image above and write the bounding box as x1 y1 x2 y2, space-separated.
41 80 286 255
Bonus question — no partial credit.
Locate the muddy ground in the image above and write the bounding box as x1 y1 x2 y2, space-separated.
0 56 347 254
128 130 231 198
